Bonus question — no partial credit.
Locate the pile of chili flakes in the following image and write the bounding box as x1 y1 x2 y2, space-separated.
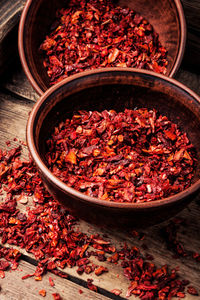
40 0 168 84
45 108 196 203
0 138 199 298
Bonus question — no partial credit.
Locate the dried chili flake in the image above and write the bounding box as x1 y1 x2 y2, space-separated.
107 252 119 263
192 252 200 261
49 276 55 287
39 289 46 297
52 293 62 300
0 270 5 278
111 289 122 296
87 278 98 292
35 276 42 281
187 286 199 296
0 246 21 276
94 265 108 276
0 260 10 270
40 0 168 85
22 274 34 280
84 265 93 274
176 292 185 298
45 108 196 203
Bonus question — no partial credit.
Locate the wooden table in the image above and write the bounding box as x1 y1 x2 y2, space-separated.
0 1 200 300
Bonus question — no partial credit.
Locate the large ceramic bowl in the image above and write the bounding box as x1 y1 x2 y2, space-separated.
26 68 200 228
19 0 186 95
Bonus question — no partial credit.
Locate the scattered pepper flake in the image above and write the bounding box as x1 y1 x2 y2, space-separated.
111 289 122 296
52 293 62 300
39 289 46 297
0 141 198 300
49 276 55 287
187 286 199 296
94 266 108 276
87 279 98 292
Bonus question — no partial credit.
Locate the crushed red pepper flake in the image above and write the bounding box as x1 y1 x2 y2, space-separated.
52 293 62 300
49 276 55 287
0 143 198 299
94 265 108 276
111 288 122 296
22 274 34 280
45 108 196 203
39 289 46 297
40 0 168 85
187 286 199 296
87 278 98 292
0 270 5 278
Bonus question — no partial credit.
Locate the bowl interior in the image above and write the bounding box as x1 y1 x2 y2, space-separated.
33 70 200 192
20 0 185 94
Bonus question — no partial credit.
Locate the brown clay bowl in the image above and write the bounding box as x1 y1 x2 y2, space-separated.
19 0 186 96
26 68 200 228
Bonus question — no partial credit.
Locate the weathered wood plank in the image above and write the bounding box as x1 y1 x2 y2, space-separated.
0 0 26 74
2 67 200 104
0 92 33 149
1 65 39 103
175 69 200 95
181 0 200 71
0 260 111 300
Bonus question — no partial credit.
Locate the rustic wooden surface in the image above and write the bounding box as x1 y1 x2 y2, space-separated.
0 0 200 299
181 0 200 72
0 0 26 73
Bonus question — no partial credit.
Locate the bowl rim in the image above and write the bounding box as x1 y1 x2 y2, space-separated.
26 67 200 210
18 0 186 96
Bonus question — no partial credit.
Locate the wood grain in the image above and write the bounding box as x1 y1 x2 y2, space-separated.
181 0 200 72
0 0 26 74
0 260 111 300
175 69 200 95
1 62 39 102
2 67 200 102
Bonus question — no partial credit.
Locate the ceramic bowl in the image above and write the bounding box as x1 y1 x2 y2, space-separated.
19 0 186 95
26 68 200 228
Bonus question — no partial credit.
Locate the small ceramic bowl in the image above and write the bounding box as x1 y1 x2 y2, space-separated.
19 0 186 95
26 68 200 228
